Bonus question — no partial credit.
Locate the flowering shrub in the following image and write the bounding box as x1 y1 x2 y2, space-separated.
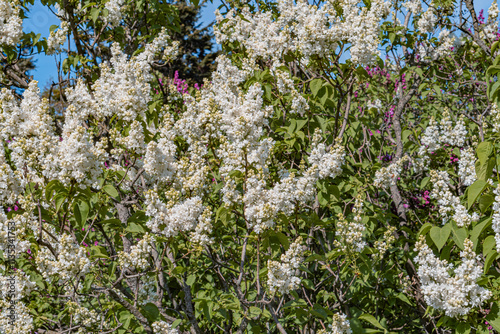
1 0 500 333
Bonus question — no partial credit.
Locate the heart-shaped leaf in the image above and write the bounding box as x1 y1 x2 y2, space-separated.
430 224 451 251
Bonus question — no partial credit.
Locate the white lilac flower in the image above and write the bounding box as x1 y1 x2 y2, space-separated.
214 0 389 65
414 237 491 317
492 185 500 253
118 233 154 271
152 320 179 334
458 147 476 186
35 233 91 283
374 156 408 188
429 170 478 227
267 237 305 294
46 21 69 54
333 194 366 252
0 301 34 334
0 0 23 46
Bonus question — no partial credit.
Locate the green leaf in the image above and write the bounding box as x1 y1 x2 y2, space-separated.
142 303 159 322
483 235 496 257
486 302 500 332
468 180 487 209
216 206 228 226
118 310 133 329
358 314 384 330
420 176 430 189
470 218 492 247
172 319 182 329
302 279 314 290
186 274 196 286
75 201 90 226
310 304 328 319
103 184 119 199
90 246 109 259
107 260 117 278
430 224 451 251
273 231 290 250
248 306 262 318
99 218 122 227
172 266 186 275
49 24 59 33
55 194 66 213
479 194 495 213
456 322 471 334
73 204 82 226
396 293 412 305
90 7 100 23
125 222 146 233
45 180 64 201
475 157 496 181
310 79 323 96
418 223 433 237
450 223 467 250
484 250 499 275
476 141 493 165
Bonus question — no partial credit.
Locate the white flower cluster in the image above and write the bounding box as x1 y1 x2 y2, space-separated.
104 0 124 26
144 115 177 184
118 233 154 270
492 185 500 253
0 31 178 190
403 0 422 14
491 104 500 133
0 81 59 187
0 146 21 204
435 30 455 58
214 0 389 65
111 119 146 155
137 276 158 306
414 237 491 318
432 170 478 226
189 208 214 246
0 0 23 46
310 132 346 179
0 270 36 299
483 1 499 40
67 301 102 329
333 194 366 253
0 301 34 334
429 170 478 227
35 233 91 283
458 147 476 186
274 69 309 115
145 193 208 239
46 21 69 55
181 56 345 234
92 42 161 122
58 110 108 188
417 7 437 34
438 112 467 147
319 313 352 334
417 113 468 167
374 156 408 188
0 208 36 255
267 237 305 294
152 320 179 334
417 29 457 63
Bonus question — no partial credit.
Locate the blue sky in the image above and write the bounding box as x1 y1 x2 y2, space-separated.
25 0 222 88
26 0 495 88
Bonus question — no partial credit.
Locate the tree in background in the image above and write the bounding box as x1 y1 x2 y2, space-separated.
159 0 219 84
